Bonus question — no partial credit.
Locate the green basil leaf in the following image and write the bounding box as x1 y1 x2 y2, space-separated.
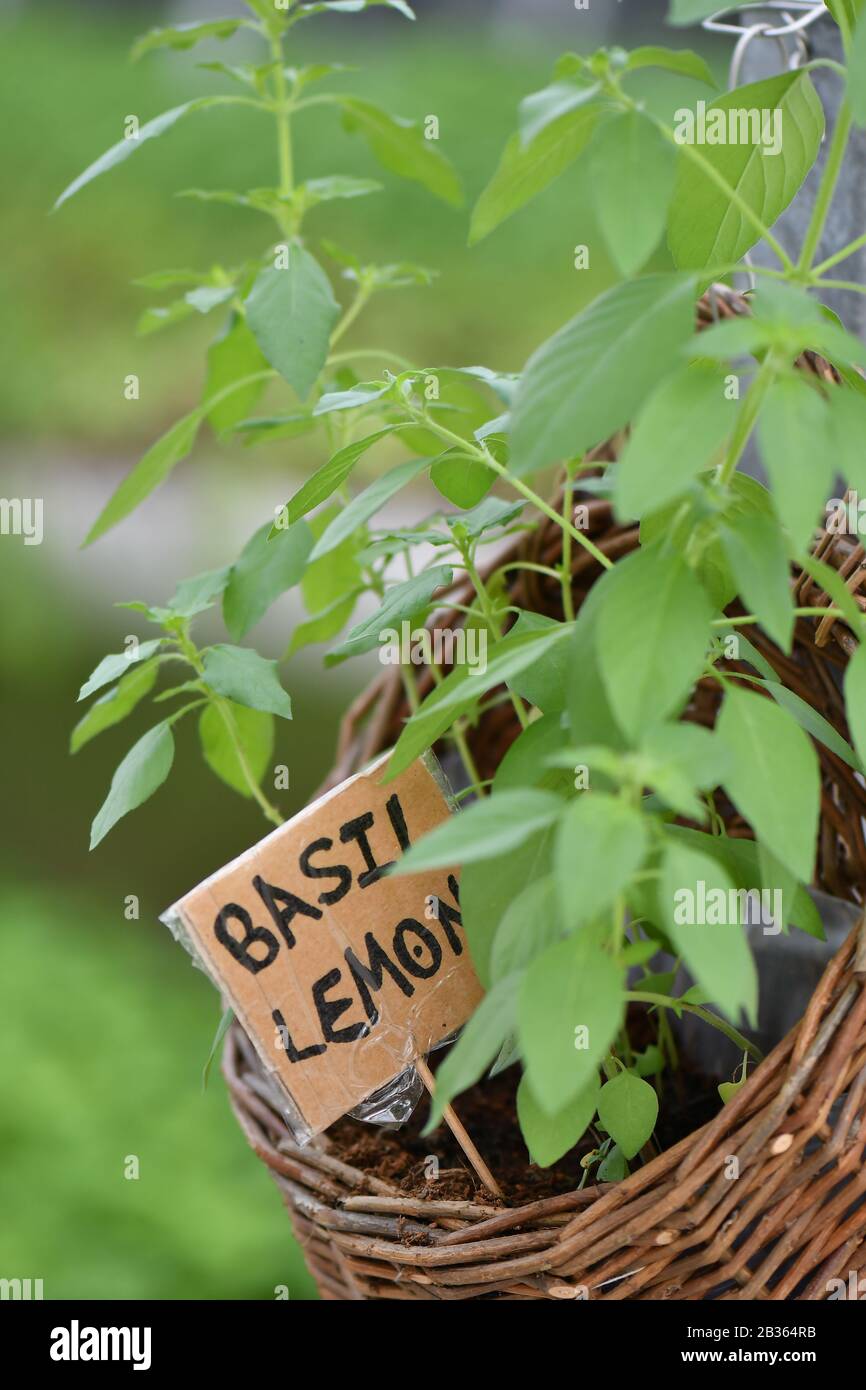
430 453 496 509
517 1071 599 1168
313 381 392 415
519 934 623 1114
461 828 556 989
567 592 626 752
716 685 820 881
597 1070 659 1160
55 97 243 209
750 678 861 771
844 641 866 771
625 45 717 86
327 564 453 663
187 287 236 315
168 566 232 619
223 520 313 640
506 612 569 713
614 362 734 520
84 414 201 547
204 315 269 434
301 173 384 202
132 19 246 62
687 316 768 363
137 298 196 337
470 105 598 244
827 382 866 497
518 79 601 146
402 373 495 457
448 496 524 537
595 545 713 740
202 1006 235 1092
730 632 777 683
245 250 339 401
754 278 826 332
234 412 316 447
275 426 406 531
493 715 572 794
757 840 797 937
555 794 649 929
758 376 832 554
395 789 563 874
90 722 175 849
667 73 824 270
641 721 730 789
598 1144 628 1182
511 274 697 477
71 659 159 753
244 0 284 21
187 289 239 318
721 513 794 653
664 825 823 940
288 592 360 656
302 507 364 613
590 111 677 275
308 456 431 561
202 645 292 719
134 268 205 291
84 369 272 545
491 877 564 984
660 839 758 1021
826 1 865 32
447 364 521 406
339 97 462 207
633 1044 664 1077
198 701 274 798
78 639 163 702
385 626 573 780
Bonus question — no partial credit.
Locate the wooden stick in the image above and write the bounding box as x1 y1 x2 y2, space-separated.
415 1053 503 1199
855 913 866 977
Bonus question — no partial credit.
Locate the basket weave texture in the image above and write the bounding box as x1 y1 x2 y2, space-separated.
224 288 866 1300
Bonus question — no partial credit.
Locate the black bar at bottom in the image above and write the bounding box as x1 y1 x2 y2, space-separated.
2 1294 861 1373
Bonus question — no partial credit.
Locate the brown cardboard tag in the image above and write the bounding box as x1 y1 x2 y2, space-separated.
164 752 482 1139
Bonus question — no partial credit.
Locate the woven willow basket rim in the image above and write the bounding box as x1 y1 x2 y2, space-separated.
223 285 866 1300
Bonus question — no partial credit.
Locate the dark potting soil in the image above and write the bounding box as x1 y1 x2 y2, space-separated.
330 1067 582 1206
327 1038 721 1207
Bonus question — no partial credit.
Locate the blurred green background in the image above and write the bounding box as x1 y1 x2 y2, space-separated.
0 0 720 1300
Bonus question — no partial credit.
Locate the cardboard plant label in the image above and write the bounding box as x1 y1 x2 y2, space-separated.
165 753 481 1139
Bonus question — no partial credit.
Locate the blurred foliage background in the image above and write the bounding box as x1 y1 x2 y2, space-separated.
0 0 720 1299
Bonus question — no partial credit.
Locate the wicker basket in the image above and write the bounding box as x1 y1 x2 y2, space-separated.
223 287 866 1300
